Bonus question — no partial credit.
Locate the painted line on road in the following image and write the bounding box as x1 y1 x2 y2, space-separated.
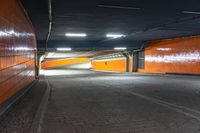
127 91 200 121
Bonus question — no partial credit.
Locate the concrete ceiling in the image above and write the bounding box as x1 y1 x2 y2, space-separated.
21 0 200 49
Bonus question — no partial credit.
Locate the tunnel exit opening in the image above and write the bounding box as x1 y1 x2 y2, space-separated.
37 50 135 76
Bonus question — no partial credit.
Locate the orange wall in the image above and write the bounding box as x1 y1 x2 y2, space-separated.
92 59 127 72
0 0 36 103
140 36 200 74
41 58 90 69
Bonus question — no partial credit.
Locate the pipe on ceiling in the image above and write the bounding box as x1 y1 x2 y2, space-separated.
97 5 140 10
46 0 53 50
130 16 200 37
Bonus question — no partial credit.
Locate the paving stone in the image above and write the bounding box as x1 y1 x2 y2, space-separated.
0 79 47 133
40 70 200 133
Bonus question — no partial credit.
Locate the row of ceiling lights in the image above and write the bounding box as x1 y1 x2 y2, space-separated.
56 47 127 52
58 11 200 52
63 10 200 40
65 33 126 39
59 33 127 51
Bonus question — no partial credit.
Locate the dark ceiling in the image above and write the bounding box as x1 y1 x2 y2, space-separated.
21 0 200 49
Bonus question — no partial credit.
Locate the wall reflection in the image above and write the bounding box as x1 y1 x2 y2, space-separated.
146 52 200 63
0 0 36 103
142 37 200 74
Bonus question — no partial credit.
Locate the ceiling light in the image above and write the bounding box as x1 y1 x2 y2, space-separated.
106 34 126 38
182 11 200 15
57 48 72 51
114 47 127 50
65 33 87 37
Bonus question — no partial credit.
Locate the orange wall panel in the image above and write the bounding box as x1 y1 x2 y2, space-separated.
92 59 127 72
0 0 36 104
140 36 200 74
41 58 90 69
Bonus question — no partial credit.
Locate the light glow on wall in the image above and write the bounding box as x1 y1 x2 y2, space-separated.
15 47 32 51
0 30 34 37
146 52 200 63
157 48 172 51
0 31 9 37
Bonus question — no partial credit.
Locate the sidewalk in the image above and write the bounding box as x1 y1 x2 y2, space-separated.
0 77 47 133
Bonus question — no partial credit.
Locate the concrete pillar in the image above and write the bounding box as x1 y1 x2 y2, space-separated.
132 51 138 72
123 53 130 73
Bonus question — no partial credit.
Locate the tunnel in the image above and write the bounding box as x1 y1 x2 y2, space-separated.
0 0 200 133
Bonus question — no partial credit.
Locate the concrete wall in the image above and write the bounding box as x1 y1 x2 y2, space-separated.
138 36 200 74
0 0 36 103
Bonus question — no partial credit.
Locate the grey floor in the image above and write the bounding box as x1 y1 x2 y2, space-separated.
0 78 47 133
40 69 200 133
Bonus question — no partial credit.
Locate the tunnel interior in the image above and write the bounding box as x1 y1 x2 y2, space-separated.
0 0 200 133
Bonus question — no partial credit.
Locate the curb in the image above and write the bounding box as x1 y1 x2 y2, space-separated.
29 77 51 133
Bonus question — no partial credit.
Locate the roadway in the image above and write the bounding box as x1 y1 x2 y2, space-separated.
40 69 200 133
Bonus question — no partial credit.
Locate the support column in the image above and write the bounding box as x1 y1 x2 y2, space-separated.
36 52 45 78
122 53 130 72
132 51 138 72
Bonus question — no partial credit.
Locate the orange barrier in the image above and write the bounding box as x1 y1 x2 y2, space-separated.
92 59 127 72
0 0 36 103
139 36 200 74
41 58 90 69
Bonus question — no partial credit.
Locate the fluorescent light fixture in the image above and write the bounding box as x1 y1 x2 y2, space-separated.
106 34 126 38
114 47 127 50
65 33 87 37
182 11 200 15
57 48 72 51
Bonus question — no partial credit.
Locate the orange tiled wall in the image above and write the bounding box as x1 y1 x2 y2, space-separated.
92 58 127 72
41 58 90 69
0 0 36 103
139 36 200 74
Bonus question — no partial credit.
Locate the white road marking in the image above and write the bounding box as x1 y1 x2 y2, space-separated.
127 91 200 121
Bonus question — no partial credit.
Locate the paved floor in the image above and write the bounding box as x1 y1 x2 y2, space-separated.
40 69 200 133
0 78 47 133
